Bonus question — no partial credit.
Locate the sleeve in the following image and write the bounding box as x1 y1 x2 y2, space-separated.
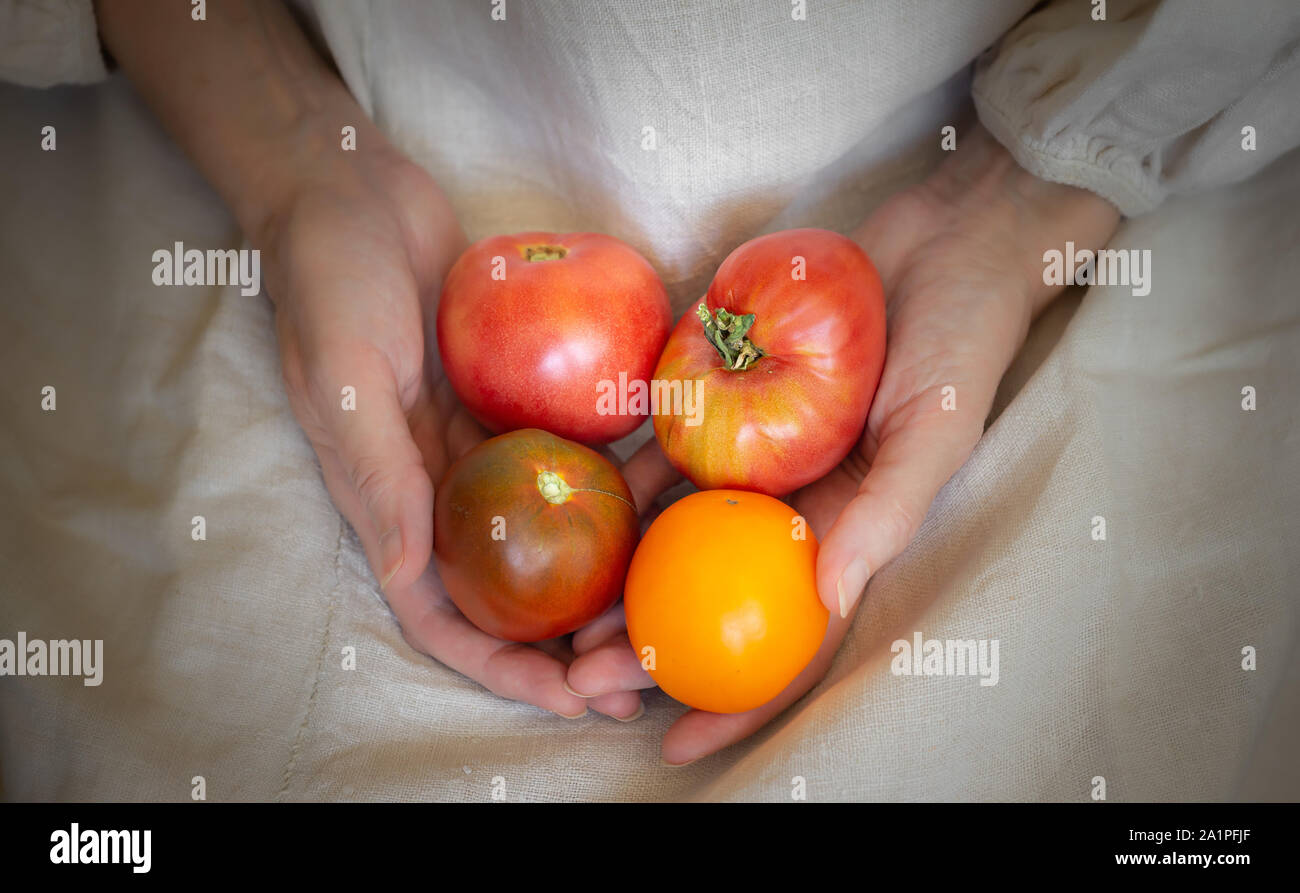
971 0 1300 216
0 0 109 88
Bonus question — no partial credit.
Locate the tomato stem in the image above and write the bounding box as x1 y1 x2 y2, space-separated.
697 302 764 371
535 471 637 512
536 471 574 504
522 245 568 261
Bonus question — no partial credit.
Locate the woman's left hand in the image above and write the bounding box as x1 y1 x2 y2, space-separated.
564 123 1119 764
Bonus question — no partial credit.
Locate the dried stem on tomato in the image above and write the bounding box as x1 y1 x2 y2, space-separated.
697 301 764 371
536 470 636 511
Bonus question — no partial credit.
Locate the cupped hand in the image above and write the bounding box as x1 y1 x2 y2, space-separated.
565 123 1120 761
261 149 651 719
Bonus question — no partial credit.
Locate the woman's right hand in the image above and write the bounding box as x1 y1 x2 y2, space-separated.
261 148 622 718
94 0 639 718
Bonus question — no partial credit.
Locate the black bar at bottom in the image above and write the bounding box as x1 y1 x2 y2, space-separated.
0 802 1285 878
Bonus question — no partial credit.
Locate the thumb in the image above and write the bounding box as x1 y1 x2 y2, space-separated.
816 409 980 617
333 362 435 593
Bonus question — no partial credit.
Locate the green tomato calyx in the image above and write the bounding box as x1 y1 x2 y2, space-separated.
698 301 764 371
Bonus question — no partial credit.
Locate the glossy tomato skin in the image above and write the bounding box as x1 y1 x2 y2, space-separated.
653 228 885 495
433 428 639 642
624 489 828 714
437 232 672 445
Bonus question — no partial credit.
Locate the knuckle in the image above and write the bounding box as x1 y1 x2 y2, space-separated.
878 493 924 555
349 453 392 508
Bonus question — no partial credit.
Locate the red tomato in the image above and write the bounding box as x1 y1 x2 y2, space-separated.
437 232 672 445
652 228 886 495
623 489 828 714
433 428 639 643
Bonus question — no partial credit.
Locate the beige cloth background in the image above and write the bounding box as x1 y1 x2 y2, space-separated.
1 0 1298 800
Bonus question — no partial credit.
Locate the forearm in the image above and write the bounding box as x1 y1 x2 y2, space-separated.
93 0 394 242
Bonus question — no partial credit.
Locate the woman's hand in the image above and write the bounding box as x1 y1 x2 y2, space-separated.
566 123 1120 762
263 147 658 720
93 0 644 720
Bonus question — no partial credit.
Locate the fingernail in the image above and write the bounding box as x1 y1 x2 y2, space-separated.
378 525 404 589
613 703 645 723
555 706 588 720
662 756 698 768
563 681 597 699
837 557 871 619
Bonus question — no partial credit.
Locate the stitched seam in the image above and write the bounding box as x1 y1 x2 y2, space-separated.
276 514 345 800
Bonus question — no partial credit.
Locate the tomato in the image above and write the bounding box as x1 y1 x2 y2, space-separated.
652 228 886 495
433 428 639 642
623 489 828 714
437 232 672 445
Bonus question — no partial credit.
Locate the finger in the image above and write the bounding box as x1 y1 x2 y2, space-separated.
319 445 428 594
565 632 656 698
588 691 644 722
329 358 435 593
324 446 585 719
398 586 589 718
816 402 981 618
532 635 577 664
445 402 492 461
572 602 628 656
427 373 491 463
317 444 375 543
661 612 853 766
618 437 683 514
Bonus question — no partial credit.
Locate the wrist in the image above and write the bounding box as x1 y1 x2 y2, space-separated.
1013 173 1122 317
923 123 1121 317
95 0 420 264
236 103 406 250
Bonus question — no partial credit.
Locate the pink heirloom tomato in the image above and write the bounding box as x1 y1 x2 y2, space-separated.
437 232 672 445
653 228 886 495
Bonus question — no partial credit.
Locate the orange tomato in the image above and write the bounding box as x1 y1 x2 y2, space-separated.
623 489 829 714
